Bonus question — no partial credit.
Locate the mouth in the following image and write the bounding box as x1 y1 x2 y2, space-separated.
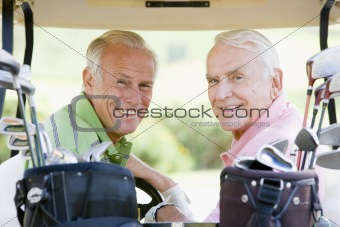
115 108 137 116
221 105 242 111
113 108 143 119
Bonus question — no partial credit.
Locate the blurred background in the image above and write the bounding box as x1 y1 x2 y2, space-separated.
1 24 340 222
2 25 340 168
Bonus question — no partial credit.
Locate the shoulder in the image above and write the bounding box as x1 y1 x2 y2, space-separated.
280 102 303 121
241 103 303 156
42 104 99 155
43 104 92 131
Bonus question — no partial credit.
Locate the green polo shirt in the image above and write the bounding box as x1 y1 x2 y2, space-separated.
43 92 132 167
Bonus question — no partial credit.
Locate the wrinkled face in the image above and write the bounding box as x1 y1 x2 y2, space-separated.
84 44 155 141
206 43 279 139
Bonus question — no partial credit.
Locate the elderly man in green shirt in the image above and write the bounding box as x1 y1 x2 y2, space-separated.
43 30 193 219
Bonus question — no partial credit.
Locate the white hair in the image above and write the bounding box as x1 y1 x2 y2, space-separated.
214 29 280 78
85 30 157 85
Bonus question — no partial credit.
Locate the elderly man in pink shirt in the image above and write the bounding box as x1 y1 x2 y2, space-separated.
204 29 302 219
146 29 324 223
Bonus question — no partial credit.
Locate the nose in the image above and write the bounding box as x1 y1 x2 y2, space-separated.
213 79 233 101
123 86 142 105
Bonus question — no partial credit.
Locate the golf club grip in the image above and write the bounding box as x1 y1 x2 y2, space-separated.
296 150 303 170
303 95 311 127
301 151 308 170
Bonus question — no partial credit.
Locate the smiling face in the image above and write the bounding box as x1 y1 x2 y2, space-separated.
83 44 155 143
206 43 281 139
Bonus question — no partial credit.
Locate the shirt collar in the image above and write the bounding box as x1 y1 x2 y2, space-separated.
220 92 288 166
75 91 132 162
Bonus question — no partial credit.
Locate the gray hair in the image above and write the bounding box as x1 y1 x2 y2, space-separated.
214 29 280 78
86 30 157 84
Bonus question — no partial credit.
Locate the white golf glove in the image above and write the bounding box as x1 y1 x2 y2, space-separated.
161 183 194 219
144 196 177 223
144 184 194 223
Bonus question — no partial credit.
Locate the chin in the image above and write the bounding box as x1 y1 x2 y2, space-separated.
119 121 140 134
219 119 244 132
221 125 241 132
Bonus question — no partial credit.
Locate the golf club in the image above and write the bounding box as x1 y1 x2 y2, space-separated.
0 117 24 126
5 123 52 164
315 150 340 170
90 141 112 162
1 53 48 166
39 123 53 157
0 69 35 94
269 138 289 154
0 50 20 75
77 141 112 162
289 144 299 164
21 149 33 161
310 82 326 128
234 156 272 171
318 123 340 146
16 65 46 166
22 124 54 165
0 117 36 136
316 73 340 135
311 47 340 81
302 45 340 128
303 52 319 128
299 46 340 168
256 144 297 172
45 147 78 165
294 127 319 170
0 50 40 167
7 135 29 150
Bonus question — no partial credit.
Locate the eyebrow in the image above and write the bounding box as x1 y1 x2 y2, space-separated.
116 73 154 85
116 73 131 79
206 68 241 79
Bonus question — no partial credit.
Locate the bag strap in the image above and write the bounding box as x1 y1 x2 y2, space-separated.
10 2 34 157
320 0 338 150
14 179 26 226
256 178 283 216
311 183 324 222
0 0 14 118
271 177 323 223
274 177 315 220
51 171 71 222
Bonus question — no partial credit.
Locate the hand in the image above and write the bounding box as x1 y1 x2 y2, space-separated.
144 198 190 223
144 197 176 223
144 205 156 223
161 183 194 219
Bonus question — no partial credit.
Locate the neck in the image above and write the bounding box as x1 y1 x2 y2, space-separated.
232 131 242 141
232 124 252 140
107 133 123 144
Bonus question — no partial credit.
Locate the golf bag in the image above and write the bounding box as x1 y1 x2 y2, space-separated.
219 166 323 227
14 162 141 227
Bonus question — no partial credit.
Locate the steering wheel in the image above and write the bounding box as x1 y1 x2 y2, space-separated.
135 177 163 220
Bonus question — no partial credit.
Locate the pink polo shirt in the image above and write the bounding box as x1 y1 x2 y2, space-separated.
203 93 325 223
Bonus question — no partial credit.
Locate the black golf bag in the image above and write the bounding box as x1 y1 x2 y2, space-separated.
14 162 141 227
219 166 323 227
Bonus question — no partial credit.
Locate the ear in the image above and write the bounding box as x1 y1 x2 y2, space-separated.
83 67 95 93
270 68 283 100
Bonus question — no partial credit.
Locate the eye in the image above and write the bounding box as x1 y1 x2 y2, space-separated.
230 73 244 82
116 79 128 87
207 78 219 85
139 83 153 91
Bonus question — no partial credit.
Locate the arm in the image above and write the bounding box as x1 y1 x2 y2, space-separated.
126 153 194 221
126 153 176 192
154 205 194 222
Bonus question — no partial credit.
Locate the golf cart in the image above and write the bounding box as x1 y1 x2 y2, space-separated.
1 0 340 226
